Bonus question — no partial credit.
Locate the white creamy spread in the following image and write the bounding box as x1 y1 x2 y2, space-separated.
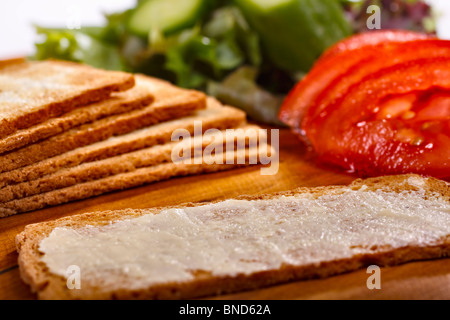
39 188 450 290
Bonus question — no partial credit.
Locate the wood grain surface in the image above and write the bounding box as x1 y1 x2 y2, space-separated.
0 129 448 300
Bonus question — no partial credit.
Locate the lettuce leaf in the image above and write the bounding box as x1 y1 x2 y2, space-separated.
34 27 125 70
144 6 261 89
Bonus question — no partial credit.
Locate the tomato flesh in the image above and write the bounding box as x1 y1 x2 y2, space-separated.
319 120 450 178
308 58 450 178
414 92 450 122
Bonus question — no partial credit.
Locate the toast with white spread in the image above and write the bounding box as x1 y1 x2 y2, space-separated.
15 174 450 299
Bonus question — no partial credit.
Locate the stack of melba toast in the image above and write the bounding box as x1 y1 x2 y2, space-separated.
0 59 271 217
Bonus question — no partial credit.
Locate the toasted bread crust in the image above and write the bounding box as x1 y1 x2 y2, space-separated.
0 60 135 139
15 174 450 299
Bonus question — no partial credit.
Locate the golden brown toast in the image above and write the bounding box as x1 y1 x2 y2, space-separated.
0 59 135 138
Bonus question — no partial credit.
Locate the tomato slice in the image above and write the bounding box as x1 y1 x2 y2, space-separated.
305 39 450 128
279 30 430 139
306 57 450 178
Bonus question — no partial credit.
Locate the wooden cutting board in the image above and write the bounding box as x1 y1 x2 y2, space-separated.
0 129 448 300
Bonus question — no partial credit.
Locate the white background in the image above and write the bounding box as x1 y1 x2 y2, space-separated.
0 0 449 59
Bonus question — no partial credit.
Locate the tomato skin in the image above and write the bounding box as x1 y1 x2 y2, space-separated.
317 30 431 63
279 30 430 140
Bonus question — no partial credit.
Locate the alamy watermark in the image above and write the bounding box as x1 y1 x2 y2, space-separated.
366 265 382 290
66 265 81 290
367 5 381 30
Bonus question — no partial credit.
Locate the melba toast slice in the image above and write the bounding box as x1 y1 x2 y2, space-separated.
0 83 155 154
0 75 207 173
0 98 246 188
15 175 450 299
0 59 135 138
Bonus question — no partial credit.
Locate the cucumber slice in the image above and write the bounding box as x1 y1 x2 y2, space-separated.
128 0 207 37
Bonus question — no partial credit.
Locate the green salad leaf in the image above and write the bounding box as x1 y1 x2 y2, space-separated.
140 6 262 89
34 27 125 71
